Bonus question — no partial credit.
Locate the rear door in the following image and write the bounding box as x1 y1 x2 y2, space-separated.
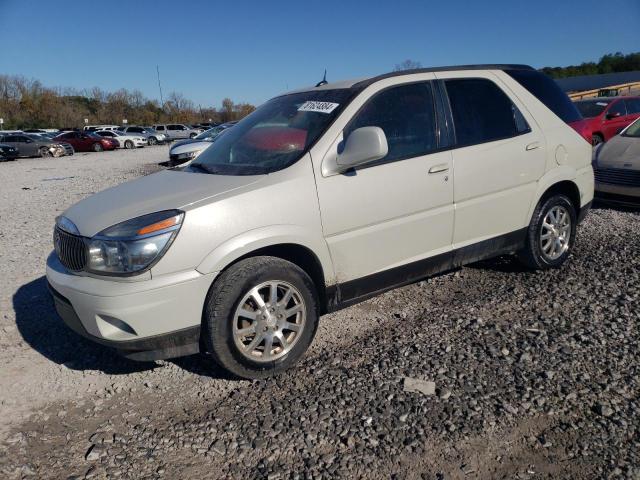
436 73 546 247
316 79 455 288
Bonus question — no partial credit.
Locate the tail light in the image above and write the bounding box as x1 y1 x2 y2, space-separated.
569 119 592 144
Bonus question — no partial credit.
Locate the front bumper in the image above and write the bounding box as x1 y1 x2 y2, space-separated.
46 253 216 361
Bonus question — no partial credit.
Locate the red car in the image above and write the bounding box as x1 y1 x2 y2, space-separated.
53 131 118 152
573 96 640 146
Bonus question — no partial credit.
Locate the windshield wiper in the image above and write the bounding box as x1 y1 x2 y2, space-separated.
189 163 213 174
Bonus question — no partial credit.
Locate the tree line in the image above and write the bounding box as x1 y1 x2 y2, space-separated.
540 51 640 78
0 74 256 129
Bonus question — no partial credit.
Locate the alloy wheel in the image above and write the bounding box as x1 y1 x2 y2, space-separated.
540 205 571 261
232 281 306 363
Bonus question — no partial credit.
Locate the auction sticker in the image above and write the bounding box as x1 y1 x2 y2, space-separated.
298 101 340 114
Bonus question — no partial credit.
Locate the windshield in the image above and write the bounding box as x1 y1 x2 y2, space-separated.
189 89 354 175
623 118 640 137
195 126 226 140
574 100 610 118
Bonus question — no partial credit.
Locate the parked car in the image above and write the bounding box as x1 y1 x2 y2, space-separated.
0 143 19 161
95 130 147 149
573 96 640 146
118 126 167 145
168 123 235 165
152 124 201 140
0 133 73 157
47 64 593 379
592 117 640 205
53 131 118 152
83 125 120 132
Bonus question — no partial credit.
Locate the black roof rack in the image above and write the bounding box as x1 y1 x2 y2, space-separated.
351 64 534 90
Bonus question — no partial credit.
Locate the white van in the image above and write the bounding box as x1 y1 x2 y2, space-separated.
47 65 594 379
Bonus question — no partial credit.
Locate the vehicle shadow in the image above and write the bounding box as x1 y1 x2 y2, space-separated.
466 254 531 274
13 276 156 375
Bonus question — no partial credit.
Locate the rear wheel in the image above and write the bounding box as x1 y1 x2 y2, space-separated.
203 256 319 379
518 194 577 270
124 140 134 149
592 133 604 146
92 143 103 152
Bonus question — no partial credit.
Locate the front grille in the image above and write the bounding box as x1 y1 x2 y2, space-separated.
54 227 86 271
594 167 640 187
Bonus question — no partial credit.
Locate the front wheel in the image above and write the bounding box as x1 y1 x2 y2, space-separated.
38 147 51 157
124 140 134 149
92 143 103 152
517 194 577 270
203 256 319 379
592 134 604 146
148 136 157 145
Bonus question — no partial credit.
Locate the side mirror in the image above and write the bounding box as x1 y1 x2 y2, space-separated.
606 112 621 120
336 127 388 171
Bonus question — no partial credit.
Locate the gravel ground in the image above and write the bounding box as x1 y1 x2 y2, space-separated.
0 149 639 479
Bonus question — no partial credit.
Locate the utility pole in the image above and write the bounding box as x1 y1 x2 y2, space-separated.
156 65 164 109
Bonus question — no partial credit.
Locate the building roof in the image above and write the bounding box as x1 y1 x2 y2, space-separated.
555 71 640 93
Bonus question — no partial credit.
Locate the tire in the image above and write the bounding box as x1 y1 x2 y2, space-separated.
148 136 157 146
592 133 604 146
39 147 51 158
203 256 319 379
189 133 197 138
517 194 577 270
92 143 103 152
124 140 134 149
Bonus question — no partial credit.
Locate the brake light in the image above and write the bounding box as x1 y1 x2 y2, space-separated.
568 119 592 144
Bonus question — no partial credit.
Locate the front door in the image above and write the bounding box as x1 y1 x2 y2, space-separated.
315 80 454 293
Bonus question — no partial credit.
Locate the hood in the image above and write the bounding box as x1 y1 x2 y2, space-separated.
63 169 263 236
596 135 640 169
170 140 211 155
171 137 208 149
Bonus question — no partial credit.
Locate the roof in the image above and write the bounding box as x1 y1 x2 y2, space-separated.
555 71 640 93
286 64 535 95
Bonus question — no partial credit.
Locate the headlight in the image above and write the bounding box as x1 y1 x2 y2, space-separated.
87 210 184 275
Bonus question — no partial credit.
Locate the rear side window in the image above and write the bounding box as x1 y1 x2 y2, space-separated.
608 101 627 116
345 81 437 164
625 98 640 114
445 78 529 146
506 69 582 123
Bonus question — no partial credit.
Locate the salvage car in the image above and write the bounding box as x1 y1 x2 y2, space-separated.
168 123 235 165
47 64 593 379
592 117 640 205
152 124 201 140
95 130 147 149
0 143 19 161
0 133 73 157
574 96 640 145
53 131 118 152
118 126 167 145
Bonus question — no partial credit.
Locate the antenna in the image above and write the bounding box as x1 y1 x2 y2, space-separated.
315 69 328 87
156 65 164 108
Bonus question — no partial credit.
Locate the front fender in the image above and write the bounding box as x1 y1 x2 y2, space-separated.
195 224 336 285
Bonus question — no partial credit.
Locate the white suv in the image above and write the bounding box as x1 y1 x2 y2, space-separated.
47 65 594 379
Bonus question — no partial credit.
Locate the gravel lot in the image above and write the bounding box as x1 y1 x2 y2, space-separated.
0 148 638 479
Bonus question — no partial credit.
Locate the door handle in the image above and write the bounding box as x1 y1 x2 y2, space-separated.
526 142 540 151
428 164 449 174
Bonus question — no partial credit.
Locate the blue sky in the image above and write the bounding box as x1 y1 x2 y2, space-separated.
1 0 638 108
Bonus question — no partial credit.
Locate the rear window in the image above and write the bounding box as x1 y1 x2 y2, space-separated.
574 100 610 118
506 69 582 123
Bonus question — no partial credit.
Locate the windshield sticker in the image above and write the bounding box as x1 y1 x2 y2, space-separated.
298 101 340 114
596 102 609 106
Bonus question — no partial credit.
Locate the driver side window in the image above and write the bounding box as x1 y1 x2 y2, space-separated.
344 82 437 166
